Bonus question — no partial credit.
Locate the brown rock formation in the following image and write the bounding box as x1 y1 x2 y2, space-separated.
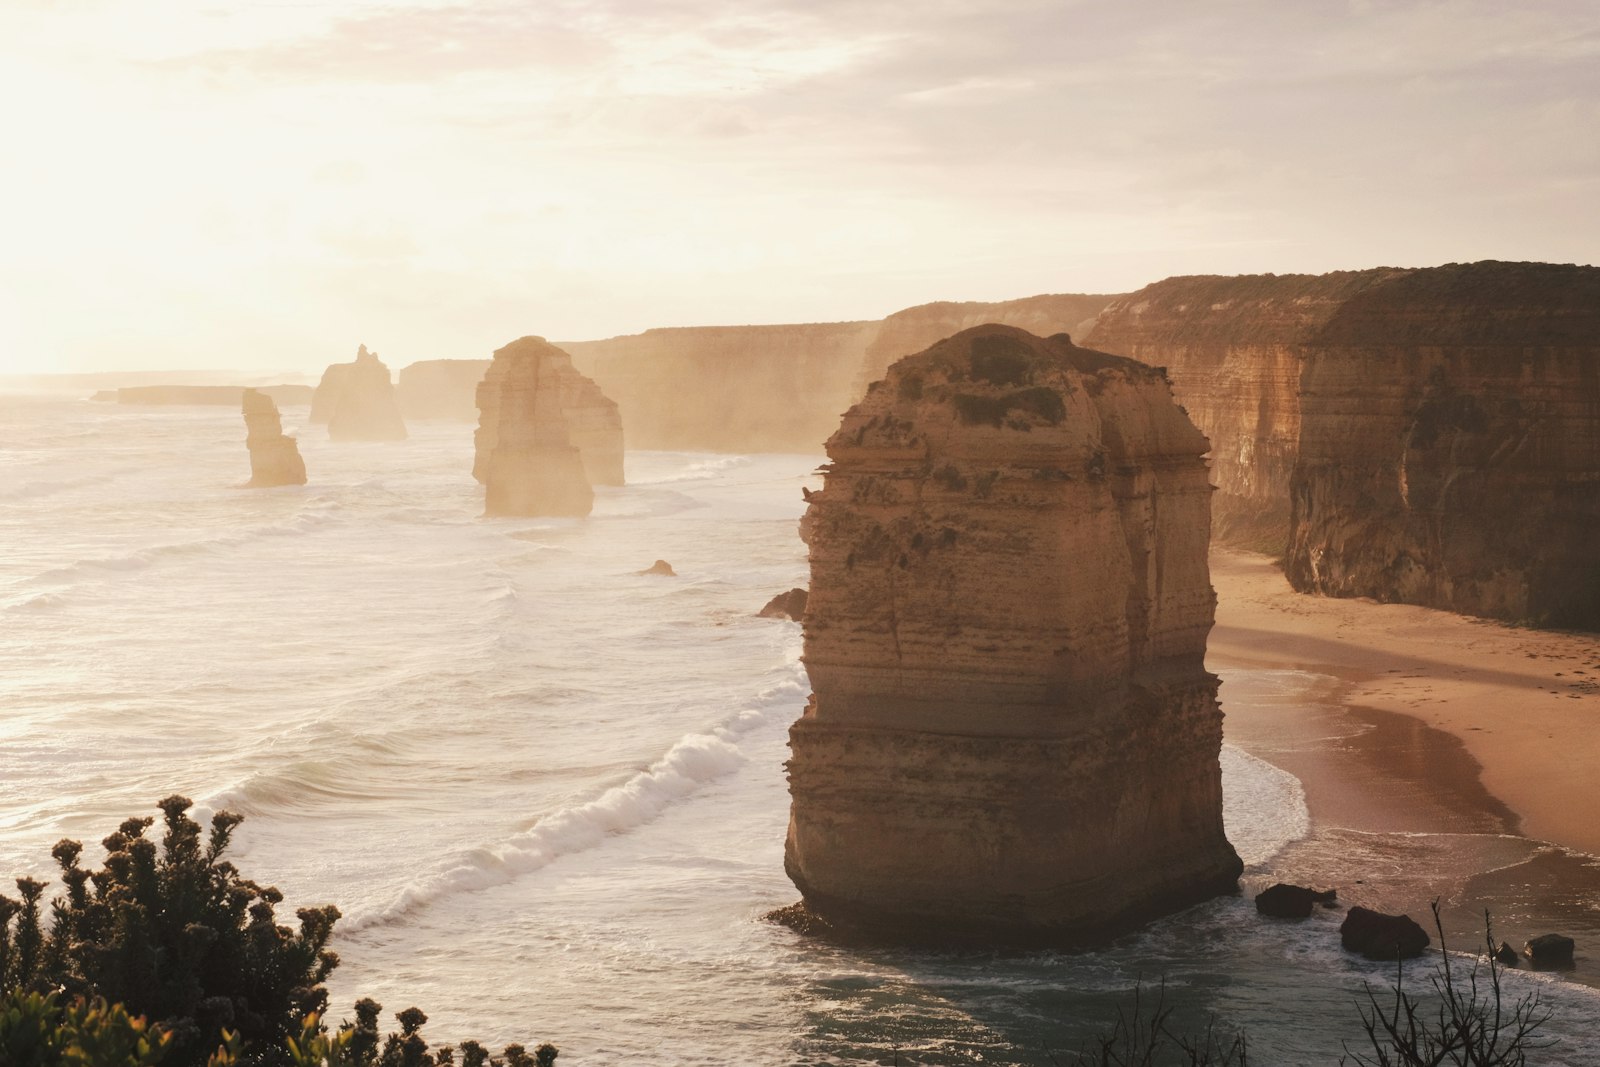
473 337 595 517
557 293 1120 453
241 389 306 488
311 345 408 441
1087 262 1600 626
471 338 623 488
784 324 1241 945
397 360 491 420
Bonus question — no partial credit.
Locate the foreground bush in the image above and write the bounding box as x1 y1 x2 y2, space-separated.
0 798 555 1067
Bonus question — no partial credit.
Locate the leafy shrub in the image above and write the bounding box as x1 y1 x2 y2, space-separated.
1 799 556 1067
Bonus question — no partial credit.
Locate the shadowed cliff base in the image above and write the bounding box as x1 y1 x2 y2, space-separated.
1087 260 1600 629
784 325 1241 947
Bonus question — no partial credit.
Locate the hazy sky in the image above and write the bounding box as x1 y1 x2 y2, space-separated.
2 0 1596 374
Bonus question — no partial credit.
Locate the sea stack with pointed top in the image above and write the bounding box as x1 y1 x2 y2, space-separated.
311 344 408 441
782 324 1242 945
474 336 595 517
241 389 307 487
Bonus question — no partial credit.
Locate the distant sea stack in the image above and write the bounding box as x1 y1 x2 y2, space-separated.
472 337 624 490
241 389 306 487
473 337 597 517
1087 261 1600 627
558 293 1120 453
310 345 408 441
783 324 1241 945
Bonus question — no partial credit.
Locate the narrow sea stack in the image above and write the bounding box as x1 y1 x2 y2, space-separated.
473 336 596 517
1086 261 1600 626
311 345 408 441
241 389 306 487
784 324 1242 945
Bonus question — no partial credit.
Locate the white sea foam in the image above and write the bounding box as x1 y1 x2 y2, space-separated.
1221 743 1311 867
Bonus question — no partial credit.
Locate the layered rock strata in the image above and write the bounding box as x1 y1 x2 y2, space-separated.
473 337 596 517
311 345 408 441
785 324 1242 944
472 338 624 488
241 389 306 487
1087 262 1600 626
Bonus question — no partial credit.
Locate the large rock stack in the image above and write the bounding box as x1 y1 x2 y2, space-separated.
473 337 596 517
1087 261 1600 626
241 389 307 487
310 345 408 441
784 324 1241 945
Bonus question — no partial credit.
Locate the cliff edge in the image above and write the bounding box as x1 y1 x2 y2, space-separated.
784 324 1241 944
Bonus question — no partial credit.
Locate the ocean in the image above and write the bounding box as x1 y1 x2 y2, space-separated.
3 392 1597 1065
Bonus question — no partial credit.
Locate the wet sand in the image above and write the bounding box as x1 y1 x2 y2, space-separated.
1210 550 1600 983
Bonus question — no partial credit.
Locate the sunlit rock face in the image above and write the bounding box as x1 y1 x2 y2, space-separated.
473 337 596 517
785 324 1242 945
1087 261 1600 626
310 345 408 441
241 389 306 487
472 337 623 491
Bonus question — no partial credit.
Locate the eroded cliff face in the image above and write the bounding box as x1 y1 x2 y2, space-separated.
1087 262 1600 626
785 324 1241 944
472 339 623 488
557 293 1119 453
397 360 491 420
313 345 408 441
474 337 596 517
241 389 306 488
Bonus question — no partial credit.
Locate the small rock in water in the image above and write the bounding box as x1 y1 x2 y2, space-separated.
638 560 676 577
1340 906 1430 961
1495 940 1520 967
1523 933 1576 967
1254 883 1337 919
758 588 807 621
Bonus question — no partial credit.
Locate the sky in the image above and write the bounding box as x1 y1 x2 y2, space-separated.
1 0 1596 375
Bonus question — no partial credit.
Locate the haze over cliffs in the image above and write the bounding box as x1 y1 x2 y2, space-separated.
560 293 1119 452
1086 261 1600 626
473 336 600 517
784 324 1241 943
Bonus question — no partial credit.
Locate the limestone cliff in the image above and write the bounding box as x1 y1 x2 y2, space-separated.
311 345 408 441
558 293 1119 453
473 337 596 517
784 324 1242 944
241 389 306 488
397 360 491 420
471 340 623 488
1087 262 1600 626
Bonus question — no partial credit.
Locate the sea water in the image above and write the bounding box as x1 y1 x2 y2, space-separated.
2 393 1597 1065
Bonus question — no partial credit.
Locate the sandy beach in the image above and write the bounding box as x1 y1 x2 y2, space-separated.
1210 549 1600 982
1211 549 1600 856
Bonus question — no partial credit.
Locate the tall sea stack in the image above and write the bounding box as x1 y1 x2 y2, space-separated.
784 324 1241 944
474 336 595 517
311 345 408 441
241 389 306 487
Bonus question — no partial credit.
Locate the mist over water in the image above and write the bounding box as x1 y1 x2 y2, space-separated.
4 394 1599 1065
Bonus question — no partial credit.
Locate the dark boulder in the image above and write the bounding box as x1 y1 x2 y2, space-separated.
1254 883 1337 919
1495 940 1520 967
1523 933 1576 967
1340 906 1430 961
759 588 808 621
